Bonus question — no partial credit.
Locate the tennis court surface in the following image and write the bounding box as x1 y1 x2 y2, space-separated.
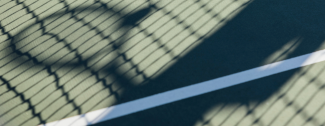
1 0 325 126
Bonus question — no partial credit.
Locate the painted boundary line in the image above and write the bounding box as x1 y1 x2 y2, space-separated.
40 49 325 126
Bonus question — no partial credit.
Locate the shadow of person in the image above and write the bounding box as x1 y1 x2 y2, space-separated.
94 0 325 126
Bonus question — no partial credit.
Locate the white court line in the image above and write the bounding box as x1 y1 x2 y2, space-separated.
40 49 325 126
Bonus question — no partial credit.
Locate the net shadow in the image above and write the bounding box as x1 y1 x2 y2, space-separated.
1 0 325 126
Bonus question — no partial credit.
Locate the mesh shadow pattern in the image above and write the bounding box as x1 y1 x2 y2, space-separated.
0 0 251 125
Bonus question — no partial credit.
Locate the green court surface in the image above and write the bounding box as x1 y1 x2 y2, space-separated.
1 0 325 126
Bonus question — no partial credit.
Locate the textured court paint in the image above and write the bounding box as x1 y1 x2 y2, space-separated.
39 49 325 126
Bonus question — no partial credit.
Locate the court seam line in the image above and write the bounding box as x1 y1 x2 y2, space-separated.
40 48 325 126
